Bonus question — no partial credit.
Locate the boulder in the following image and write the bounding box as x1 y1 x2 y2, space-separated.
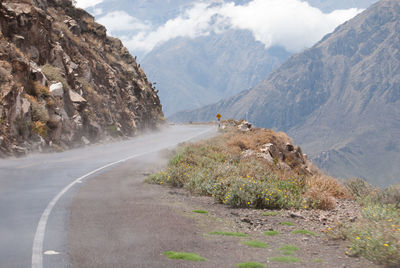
260 143 273 154
256 152 274 163
238 121 252 132
286 143 295 152
69 89 86 103
49 82 64 97
81 136 90 145
21 97 30 116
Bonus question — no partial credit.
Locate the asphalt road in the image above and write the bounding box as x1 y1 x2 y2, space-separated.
0 124 216 268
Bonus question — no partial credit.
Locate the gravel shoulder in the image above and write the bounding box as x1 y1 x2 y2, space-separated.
68 151 379 268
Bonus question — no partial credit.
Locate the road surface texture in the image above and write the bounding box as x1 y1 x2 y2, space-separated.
0 124 215 268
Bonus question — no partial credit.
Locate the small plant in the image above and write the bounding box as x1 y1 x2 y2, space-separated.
31 101 49 123
236 262 265 268
264 230 280 236
292 230 316 236
262 211 278 216
108 125 119 137
209 231 248 237
242 240 269 248
280 221 295 226
32 81 49 98
269 256 301 263
32 121 49 138
192 209 208 214
163 251 207 261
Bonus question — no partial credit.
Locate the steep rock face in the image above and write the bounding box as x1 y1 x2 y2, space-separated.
170 0 400 186
0 0 163 156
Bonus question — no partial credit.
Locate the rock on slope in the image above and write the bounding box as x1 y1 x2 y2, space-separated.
0 0 164 156
170 0 400 187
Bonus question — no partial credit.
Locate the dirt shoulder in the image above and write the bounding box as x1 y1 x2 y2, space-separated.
68 151 378 268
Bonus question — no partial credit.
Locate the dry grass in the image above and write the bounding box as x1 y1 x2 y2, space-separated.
32 81 49 98
306 175 350 199
227 129 292 152
32 121 49 138
304 187 336 210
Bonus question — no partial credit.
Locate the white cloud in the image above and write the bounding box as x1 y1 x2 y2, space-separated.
75 0 104 9
96 0 363 54
219 0 362 52
97 11 151 33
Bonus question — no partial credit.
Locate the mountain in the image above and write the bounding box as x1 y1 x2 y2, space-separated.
139 0 377 116
76 0 378 117
170 0 400 187
0 0 163 156
142 30 290 115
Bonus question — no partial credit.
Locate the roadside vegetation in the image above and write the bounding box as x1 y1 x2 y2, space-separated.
148 123 400 266
147 124 348 210
328 178 400 266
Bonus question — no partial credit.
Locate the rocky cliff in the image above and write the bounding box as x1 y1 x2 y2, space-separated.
170 0 400 187
0 0 164 156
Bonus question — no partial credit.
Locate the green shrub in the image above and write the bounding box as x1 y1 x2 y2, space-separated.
41 64 70 91
31 101 49 123
345 178 376 200
337 203 400 266
371 185 400 208
147 142 305 210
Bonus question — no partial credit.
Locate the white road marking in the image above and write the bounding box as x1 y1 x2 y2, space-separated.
43 251 60 255
31 127 214 268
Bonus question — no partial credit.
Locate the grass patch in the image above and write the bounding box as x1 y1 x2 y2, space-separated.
280 245 299 255
269 256 301 263
280 221 295 226
192 209 208 214
236 262 265 268
209 231 248 237
264 230 280 236
292 230 316 236
262 211 278 216
313 258 325 263
242 240 269 248
163 251 207 261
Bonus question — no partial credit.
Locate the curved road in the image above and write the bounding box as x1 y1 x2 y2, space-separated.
0 125 216 268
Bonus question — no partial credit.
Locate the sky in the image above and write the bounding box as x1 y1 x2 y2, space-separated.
75 0 363 55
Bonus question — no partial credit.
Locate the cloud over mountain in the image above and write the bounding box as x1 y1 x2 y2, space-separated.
93 0 362 54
